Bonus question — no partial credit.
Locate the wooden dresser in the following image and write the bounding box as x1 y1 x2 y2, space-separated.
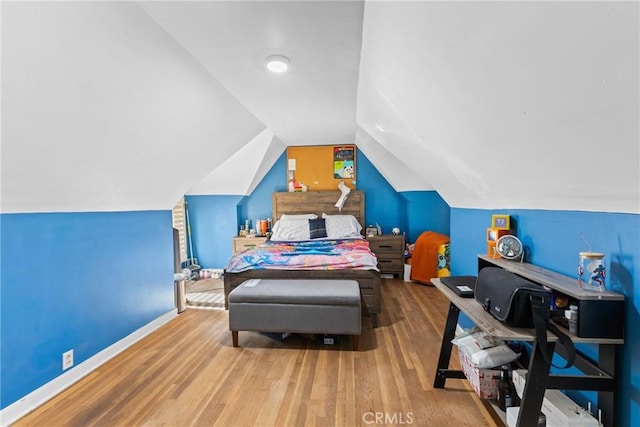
232 236 267 254
366 235 405 277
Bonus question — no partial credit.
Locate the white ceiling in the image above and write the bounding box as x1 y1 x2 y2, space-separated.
2 1 638 214
139 0 639 213
138 1 364 146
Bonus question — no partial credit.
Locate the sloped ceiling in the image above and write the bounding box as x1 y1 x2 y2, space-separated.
1 1 265 212
2 1 638 214
358 1 639 212
187 129 286 196
137 0 363 146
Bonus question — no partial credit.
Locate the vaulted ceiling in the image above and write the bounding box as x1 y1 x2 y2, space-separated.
2 1 638 214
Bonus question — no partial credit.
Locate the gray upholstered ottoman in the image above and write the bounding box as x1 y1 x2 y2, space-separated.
229 279 362 350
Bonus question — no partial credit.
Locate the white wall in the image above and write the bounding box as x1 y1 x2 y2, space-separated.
186 129 286 195
358 1 639 213
1 2 265 213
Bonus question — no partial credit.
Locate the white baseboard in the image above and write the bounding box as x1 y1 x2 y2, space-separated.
0 309 177 427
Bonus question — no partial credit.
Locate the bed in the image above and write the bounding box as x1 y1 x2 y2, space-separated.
223 190 382 326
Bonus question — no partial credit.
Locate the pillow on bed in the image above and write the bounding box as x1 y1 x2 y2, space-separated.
308 218 328 239
279 213 318 220
270 218 311 241
322 214 363 239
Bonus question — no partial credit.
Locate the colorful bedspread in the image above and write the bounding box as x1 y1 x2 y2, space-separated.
226 238 379 273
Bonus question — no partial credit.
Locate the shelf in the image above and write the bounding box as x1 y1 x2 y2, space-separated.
478 254 623 301
478 255 624 341
433 256 623 426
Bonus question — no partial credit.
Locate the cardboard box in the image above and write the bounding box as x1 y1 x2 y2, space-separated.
457 346 501 400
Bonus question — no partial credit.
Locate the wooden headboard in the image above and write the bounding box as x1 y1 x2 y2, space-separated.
272 191 365 228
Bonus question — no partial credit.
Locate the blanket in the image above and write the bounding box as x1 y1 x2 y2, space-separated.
410 231 450 285
226 238 379 273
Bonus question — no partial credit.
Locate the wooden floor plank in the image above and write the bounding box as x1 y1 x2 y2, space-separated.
14 279 499 427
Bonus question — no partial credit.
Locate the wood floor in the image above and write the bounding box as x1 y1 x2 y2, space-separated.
15 278 498 427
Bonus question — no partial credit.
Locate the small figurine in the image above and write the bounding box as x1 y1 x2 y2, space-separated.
591 264 606 289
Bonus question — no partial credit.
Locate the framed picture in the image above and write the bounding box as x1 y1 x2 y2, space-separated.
486 228 510 242
333 145 355 179
491 214 510 230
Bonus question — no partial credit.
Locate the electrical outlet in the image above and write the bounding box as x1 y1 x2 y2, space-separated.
323 337 335 345
62 349 74 370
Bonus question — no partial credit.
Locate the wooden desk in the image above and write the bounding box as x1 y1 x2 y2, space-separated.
432 278 622 427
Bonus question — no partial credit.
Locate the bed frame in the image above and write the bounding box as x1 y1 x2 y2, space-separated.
223 190 381 327
271 190 365 226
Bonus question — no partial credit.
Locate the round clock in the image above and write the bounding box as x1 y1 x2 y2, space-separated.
496 235 524 260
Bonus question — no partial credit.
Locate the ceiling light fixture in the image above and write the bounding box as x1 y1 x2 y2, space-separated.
265 55 290 73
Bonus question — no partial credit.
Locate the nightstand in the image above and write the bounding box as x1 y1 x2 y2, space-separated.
232 236 267 254
367 235 405 277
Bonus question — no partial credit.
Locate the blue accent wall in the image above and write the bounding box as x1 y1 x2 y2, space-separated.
354 150 406 235
0 211 175 409
450 208 639 426
399 191 450 244
184 154 288 270
239 153 288 228
184 195 245 268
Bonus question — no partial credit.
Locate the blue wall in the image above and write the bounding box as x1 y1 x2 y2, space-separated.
353 150 407 235
450 208 640 426
0 211 175 409
184 154 289 269
399 191 450 244
187 148 452 269
240 154 288 225
184 194 245 268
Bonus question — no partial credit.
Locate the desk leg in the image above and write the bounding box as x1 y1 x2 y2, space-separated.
598 344 617 427
517 339 554 427
434 302 460 389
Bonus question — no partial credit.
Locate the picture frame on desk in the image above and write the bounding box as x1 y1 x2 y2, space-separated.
486 228 510 242
491 214 510 230
366 227 378 237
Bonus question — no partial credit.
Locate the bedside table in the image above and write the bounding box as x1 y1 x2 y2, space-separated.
367 235 405 277
232 236 267 254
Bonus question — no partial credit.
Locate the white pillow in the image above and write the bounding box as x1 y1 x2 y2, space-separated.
279 213 318 220
321 214 363 239
270 218 311 241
